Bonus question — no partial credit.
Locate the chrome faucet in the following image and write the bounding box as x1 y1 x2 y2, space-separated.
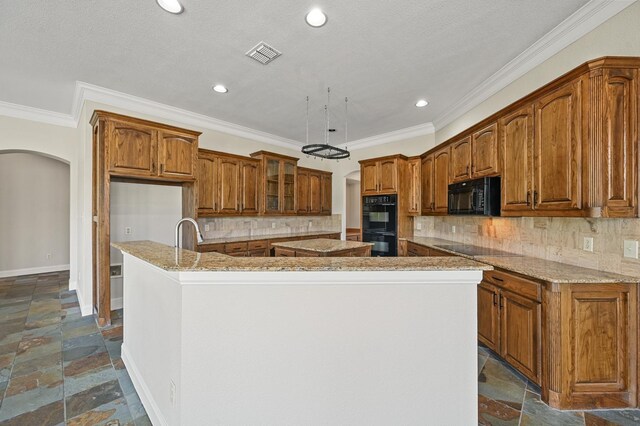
175 218 204 248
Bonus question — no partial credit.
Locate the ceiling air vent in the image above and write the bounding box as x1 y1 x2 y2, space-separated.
245 42 282 65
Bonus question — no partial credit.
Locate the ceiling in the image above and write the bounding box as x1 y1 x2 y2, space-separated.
1 0 592 144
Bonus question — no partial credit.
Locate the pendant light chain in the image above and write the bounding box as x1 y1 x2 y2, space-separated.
301 86 350 160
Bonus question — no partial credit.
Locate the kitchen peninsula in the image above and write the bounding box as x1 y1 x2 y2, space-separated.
113 240 491 425
272 238 373 257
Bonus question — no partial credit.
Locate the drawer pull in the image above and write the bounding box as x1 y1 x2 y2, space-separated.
492 275 504 282
492 293 497 306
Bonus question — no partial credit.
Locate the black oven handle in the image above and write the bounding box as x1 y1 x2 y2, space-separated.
470 188 476 211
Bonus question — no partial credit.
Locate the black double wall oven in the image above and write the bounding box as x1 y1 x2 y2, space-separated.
362 194 397 257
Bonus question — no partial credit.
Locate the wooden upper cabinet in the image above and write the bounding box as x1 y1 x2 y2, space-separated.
309 171 322 214
99 112 199 181
108 120 157 177
600 68 638 217
421 154 435 214
158 130 196 179
534 80 582 212
471 122 499 178
296 169 310 214
250 151 299 215
408 157 421 215
239 160 260 214
450 136 471 183
500 105 534 213
359 156 402 195
218 156 241 214
197 155 217 213
433 147 450 213
320 172 332 215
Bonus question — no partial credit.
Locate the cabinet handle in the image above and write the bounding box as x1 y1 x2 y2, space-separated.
492 293 497 306
499 295 504 309
526 191 531 206
492 275 504 282
466 165 469 175
533 190 539 206
160 164 164 174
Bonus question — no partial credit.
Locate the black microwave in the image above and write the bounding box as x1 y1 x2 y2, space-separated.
448 177 501 216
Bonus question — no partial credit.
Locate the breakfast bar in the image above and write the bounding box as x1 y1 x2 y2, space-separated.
113 241 491 426
272 238 374 257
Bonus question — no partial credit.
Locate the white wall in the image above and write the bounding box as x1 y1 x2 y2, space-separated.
108 181 183 308
0 153 70 276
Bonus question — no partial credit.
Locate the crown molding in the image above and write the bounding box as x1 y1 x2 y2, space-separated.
0 100 76 127
432 0 636 130
347 122 435 152
73 82 304 150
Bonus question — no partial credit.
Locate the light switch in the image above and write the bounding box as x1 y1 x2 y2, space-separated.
204 224 210 232
583 237 593 252
416 223 422 230
624 240 638 259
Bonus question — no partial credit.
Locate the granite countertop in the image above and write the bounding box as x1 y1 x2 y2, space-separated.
271 238 374 253
112 241 493 272
199 230 340 245
405 237 639 284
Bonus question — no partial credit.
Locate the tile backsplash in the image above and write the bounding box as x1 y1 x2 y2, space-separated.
198 215 341 240
415 216 640 277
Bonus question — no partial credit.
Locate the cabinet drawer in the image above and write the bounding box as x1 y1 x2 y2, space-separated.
429 247 455 257
248 240 268 250
483 269 541 302
198 243 224 254
407 242 430 257
275 248 296 257
248 249 267 257
225 242 248 253
228 251 247 257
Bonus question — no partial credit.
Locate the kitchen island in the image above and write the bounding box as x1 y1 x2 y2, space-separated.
272 238 374 257
113 241 491 426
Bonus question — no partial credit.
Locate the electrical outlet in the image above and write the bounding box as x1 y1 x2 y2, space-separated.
308 221 313 227
624 240 639 259
416 223 422 230
204 224 210 232
46 253 52 259
451 225 456 234
583 237 594 252
124 227 132 235
272 222 276 229
169 380 176 406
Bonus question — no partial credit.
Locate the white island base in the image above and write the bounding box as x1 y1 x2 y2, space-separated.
119 253 483 425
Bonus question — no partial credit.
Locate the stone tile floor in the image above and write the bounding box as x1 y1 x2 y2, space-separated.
0 271 150 426
3 271 640 425
478 344 640 425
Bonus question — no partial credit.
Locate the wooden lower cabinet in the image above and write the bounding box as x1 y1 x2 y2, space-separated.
406 242 455 257
542 283 637 410
477 277 542 385
198 233 341 257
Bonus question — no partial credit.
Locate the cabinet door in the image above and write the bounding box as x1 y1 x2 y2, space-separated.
478 282 500 353
421 155 434 214
408 158 421 215
500 290 541 384
534 80 582 212
433 147 450 213
264 158 281 213
379 159 398 192
218 156 241 214
309 171 322 214
158 130 196 179
361 161 379 194
296 170 310 214
240 160 259 214
108 120 157 177
500 106 534 212
601 68 638 217
472 123 499 178
282 161 297 214
450 136 471 183
197 155 217 213
320 173 332 215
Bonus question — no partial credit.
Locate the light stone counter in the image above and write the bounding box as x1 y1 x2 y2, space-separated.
271 238 374 253
112 240 492 272
405 237 639 284
199 230 340 245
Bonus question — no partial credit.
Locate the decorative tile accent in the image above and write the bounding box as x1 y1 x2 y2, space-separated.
198 214 341 240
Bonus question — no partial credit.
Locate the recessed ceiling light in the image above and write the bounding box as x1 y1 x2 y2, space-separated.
415 99 429 108
305 8 327 27
156 0 184 14
212 84 228 93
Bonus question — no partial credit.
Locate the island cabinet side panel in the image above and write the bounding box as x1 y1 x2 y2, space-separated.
178 273 480 426
120 255 183 426
543 282 637 410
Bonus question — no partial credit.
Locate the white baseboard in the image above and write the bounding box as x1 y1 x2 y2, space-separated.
68 279 78 291
111 297 123 311
122 344 168 426
75 283 93 317
0 264 70 279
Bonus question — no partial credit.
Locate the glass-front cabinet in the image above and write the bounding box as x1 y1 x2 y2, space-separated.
250 151 298 214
